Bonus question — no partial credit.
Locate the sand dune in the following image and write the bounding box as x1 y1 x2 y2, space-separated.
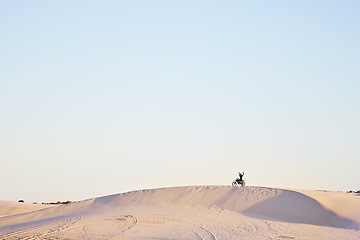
0 200 52 218
296 189 360 226
1 186 359 239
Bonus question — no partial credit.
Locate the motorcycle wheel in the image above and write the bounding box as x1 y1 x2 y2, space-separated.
241 181 246 187
232 181 237 186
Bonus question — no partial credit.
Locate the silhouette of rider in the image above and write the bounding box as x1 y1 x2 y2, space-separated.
238 172 244 182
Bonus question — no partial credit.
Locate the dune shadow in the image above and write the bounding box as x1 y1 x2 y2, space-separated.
243 190 358 229
93 194 119 205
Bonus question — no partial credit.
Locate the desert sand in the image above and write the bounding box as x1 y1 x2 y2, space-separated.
1 186 359 239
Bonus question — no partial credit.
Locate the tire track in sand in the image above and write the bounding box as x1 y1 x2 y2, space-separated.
106 215 138 238
0 215 81 240
141 215 216 240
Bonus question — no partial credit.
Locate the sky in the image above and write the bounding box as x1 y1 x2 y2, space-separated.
1 1 359 203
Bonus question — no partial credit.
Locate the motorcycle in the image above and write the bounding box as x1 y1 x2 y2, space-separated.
232 178 246 187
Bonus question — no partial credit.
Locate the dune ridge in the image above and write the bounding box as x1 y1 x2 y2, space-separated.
91 186 357 228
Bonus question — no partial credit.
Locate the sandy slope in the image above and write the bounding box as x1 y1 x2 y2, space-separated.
0 186 359 240
0 201 53 218
295 189 360 226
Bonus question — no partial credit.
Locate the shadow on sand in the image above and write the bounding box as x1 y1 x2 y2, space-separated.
243 190 358 229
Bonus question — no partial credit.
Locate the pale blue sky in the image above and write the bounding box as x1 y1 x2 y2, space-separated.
1 1 359 202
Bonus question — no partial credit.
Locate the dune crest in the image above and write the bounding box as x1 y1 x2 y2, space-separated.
91 186 357 228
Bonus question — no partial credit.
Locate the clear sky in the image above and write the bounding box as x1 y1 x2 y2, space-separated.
1 1 359 203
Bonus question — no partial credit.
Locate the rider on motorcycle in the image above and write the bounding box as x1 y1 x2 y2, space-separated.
232 172 246 186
